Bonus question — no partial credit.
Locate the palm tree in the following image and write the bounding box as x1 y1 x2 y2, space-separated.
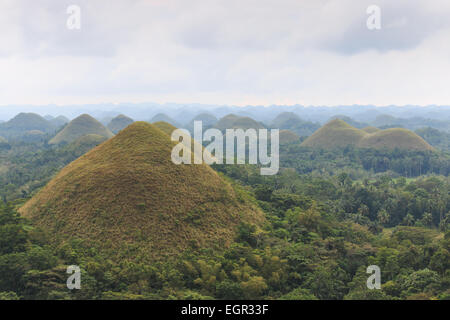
377 209 390 225
403 214 415 226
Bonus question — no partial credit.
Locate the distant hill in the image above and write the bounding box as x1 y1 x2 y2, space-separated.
0 136 10 150
361 126 381 134
20 122 263 261
358 128 434 151
0 113 55 138
22 130 46 143
279 130 300 145
150 113 180 127
107 114 134 134
50 115 70 128
271 112 320 136
67 134 108 152
49 114 114 145
371 115 449 132
301 119 367 149
215 114 265 132
330 115 368 129
301 119 433 151
186 113 218 132
415 127 450 151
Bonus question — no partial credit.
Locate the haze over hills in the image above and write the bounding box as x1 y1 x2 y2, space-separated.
301 119 434 151
271 112 320 136
358 128 434 151
187 112 218 127
19 122 264 261
214 114 266 132
49 114 114 145
150 113 180 127
279 130 301 145
107 114 134 134
0 112 56 138
415 127 450 151
49 115 70 128
0 136 10 150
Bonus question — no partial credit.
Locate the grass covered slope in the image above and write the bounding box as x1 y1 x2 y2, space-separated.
301 119 434 151
0 113 55 137
20 122 263 261
301 119 367 148
215 114 265 132
150 113 180 127
49 114 114 145
358 128 434 151
361 126 381 134
279 130 300 145
107 114 134 134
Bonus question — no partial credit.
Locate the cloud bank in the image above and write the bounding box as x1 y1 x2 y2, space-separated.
1 0 450 106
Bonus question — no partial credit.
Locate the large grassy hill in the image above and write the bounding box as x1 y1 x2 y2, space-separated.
301 119 367 148
20 122 264 261
301 119 434 151
49 114 114 145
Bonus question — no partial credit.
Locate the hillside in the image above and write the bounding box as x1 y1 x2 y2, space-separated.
186 113 218 132
0 113 55 137
215 114 265 132
271 112 302 128
279 130 300 145
301 119 433 151
301 119 367 148
50 115 70 128
358 128 434 151
107 114 134 134
271 112 320 136
0 136 10 150
20 122 263 261
150 113 180 127
49 114 114 145
361 126 381 134
415 127 450 151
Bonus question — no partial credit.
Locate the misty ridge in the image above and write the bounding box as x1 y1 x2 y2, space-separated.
1 104 449 131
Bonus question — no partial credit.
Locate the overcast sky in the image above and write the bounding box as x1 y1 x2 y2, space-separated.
1 0 450 106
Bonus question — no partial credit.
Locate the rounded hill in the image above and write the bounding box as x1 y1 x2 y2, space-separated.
358 128 434 151
361 126 381 134
301 119 434 151
215 114 265 132
0 113 55 138
301 119 367 148
150 113 180 127
20 122 263 261
279 130 300 145
49 114 114 145
107 114 134 134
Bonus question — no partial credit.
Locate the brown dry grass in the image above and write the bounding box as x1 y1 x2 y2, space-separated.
20 122 264 261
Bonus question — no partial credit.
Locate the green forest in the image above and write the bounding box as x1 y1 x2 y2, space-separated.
0 116 449 300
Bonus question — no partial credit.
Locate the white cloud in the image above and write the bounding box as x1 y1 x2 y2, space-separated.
0 0 450 106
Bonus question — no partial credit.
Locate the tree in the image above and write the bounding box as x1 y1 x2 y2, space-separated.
241 276 268 299
377 209 390 225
